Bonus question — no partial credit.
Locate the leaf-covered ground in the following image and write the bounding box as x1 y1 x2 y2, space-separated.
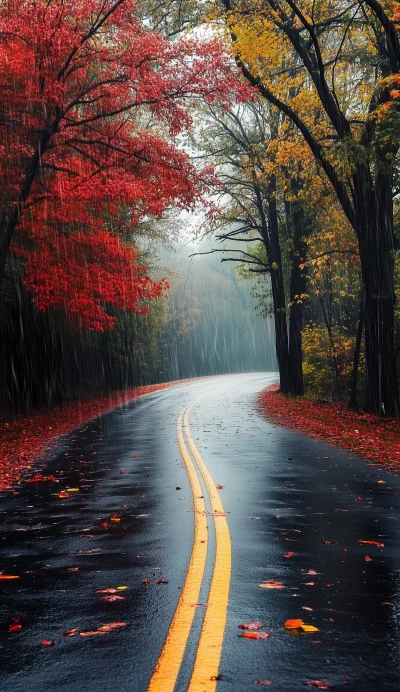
259 385 400 473
0 381 189 491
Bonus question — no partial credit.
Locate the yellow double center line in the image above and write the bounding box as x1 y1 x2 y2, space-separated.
148 402 232 692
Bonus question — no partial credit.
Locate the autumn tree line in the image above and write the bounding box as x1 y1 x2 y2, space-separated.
1 0 400 417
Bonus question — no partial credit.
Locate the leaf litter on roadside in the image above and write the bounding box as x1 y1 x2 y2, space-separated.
79 622 127 637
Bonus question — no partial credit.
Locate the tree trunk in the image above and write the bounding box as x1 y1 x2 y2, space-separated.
349 292 364 411
353 161 399 416
287 199 306 396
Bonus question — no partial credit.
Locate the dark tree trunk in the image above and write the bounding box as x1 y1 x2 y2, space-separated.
264 191 290 393
353 162 399 416
287 198 307 396
349 292 364 411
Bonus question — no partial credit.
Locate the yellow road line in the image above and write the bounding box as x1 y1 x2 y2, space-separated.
148 401 232 692
147 409 208 692
184 407 231 692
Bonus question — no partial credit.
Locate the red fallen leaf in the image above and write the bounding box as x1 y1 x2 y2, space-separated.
131 455 139 458
254 682 273 686
156 579 168 584
238 621 262 630
356 497 362 502
284 552 293 558
216 484 224 489
80 622 127 636
67 567 79 572
284 619 303 629
27 474 44 482
193 603 208 607
142 579 150 585
58 491 70 499
100 522 109 528
358 540 384 548
306 682 330 690
9 623 23 632
306 570 319 575
241 631 270 640
365 556 373 562
0 574 20 580
120 469 126 475
100 595 125 602
343 549 348 553
41 640 55 647
62 628 79 637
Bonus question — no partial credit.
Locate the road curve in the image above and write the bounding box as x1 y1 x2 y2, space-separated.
1 373 400 692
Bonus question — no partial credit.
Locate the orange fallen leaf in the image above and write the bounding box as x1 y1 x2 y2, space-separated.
0 575 20 580
216 484 224 490
241 631 270 640
284 619 303 629
259 580 284 590
41 640 55 647
58 491 70 499
365 556 373 562
100 595 125 602
358 539 384 548
98 622 126 633
305 582 315 586
110 514 120 522
142 579 150 585
97 588 117 594
284 552 293 558
62 628 79 637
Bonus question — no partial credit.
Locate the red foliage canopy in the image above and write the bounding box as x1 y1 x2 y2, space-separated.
0 0 243 330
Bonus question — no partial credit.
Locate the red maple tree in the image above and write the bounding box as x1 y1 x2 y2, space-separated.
0 0 242 330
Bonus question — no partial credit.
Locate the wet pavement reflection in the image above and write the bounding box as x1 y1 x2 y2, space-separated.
1 374 399 691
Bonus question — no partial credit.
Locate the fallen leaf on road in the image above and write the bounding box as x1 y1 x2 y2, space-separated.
9 623 23 632
377 480 386 484
306 682 330 689
284 619 303 629
325 541 337 546
302 607 313 612
284 552 293 558
238 621 262 630
381 602 394 606
306 570 319 575
117 586 128 591
365 556 373 562
62 628 79 637
241 631 270 640
80 622 127 636
58 491 69 499
97 588 117 594
254 682 273 686
301 625 319 633
305 582 315 586
142 579 150 584
0 575 20 580
110 514 120 522
156 579 168 584
216 484 224 489
259 580 284 589
41 640 55 647
100 595 125 602
358 540 384 548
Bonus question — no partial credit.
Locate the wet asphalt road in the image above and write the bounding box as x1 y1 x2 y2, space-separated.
1 373 400 692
